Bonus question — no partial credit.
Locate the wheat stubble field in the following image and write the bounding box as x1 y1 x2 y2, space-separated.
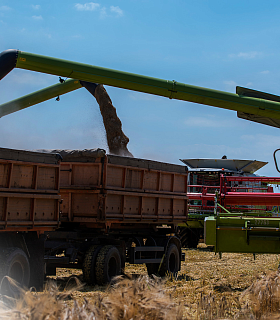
2 245 280 319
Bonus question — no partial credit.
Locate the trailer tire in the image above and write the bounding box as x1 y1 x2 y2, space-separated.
82 245 102 285
95 245 121 285
159 243 180 277
0 247 30 296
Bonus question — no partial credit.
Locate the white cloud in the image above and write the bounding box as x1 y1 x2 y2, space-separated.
261 70 270 74
224 80 237 87
184 116 234 128
241 134 280 149
31 4 40 10
74 3 123 18
223 80 237 92
32 15 43 20
74 3 100 11
0 5 11 11
110 6 123 17
223 81 253 92
228 52 262 59
100 7 107 18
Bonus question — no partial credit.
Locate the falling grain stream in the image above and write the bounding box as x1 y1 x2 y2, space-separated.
93 84 133 157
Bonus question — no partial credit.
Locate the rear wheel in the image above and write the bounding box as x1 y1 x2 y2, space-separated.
95 245 121 285
159 243 180 277
82 245 102 285
0 247 30 296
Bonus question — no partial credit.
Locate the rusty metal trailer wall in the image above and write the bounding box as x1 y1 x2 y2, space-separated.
0 148 61 231
59 154 188 224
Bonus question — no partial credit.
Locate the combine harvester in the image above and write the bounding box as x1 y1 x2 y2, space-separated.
1 49 280 291
204 173 280 255
179 158 274 248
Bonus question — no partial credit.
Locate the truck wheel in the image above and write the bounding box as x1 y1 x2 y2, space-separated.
82 245 102 285
95 245 121 285
159 243 180 277
24 234 44 291
0 247 30 296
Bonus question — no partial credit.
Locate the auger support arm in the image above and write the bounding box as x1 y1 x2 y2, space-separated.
0 79 82 118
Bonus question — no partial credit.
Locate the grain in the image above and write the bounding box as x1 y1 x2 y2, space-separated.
94 84 133 157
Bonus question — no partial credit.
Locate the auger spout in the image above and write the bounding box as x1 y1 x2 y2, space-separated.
0 49 18 80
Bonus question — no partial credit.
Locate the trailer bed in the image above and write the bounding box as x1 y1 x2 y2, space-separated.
42 149 189 225
0 148 61 231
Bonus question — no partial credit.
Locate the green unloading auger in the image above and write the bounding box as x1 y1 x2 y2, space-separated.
1 49 280 128
0 79 82 117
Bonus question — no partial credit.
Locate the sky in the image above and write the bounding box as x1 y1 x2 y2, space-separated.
1 0 280 176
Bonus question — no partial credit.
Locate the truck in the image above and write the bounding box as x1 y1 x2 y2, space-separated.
0 147 188 294
44 149 188 284
0 147 60 295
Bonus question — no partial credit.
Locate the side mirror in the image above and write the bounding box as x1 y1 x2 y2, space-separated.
273 149 280 173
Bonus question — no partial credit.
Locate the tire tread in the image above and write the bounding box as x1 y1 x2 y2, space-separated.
82 245 101 285
95 245 121 285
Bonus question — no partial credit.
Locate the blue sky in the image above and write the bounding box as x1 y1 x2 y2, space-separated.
1 0 280 176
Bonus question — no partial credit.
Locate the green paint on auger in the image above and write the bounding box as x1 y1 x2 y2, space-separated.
0 79 82 118
2 49 280 128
